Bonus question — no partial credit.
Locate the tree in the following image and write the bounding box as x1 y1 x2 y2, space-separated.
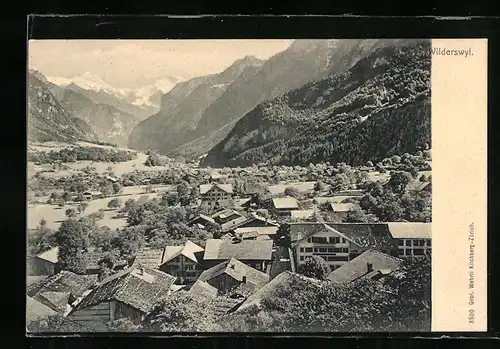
65 208 78 218
108 198 122 210
275 224 291 248
388 171 413 194
314 181 326 192
177 180 191 205
77 202 89 214
163 192 179 207
88 209 105 222
54 219 88 274
360 193 378 211
61 191 72 203
344 207 369 223
298 255 330 280
284 187 300 198
112 182 123 195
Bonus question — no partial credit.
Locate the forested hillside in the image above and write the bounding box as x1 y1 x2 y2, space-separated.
28 73 97 143
202 40 431 167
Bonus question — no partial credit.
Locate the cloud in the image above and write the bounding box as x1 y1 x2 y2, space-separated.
28 40 293 88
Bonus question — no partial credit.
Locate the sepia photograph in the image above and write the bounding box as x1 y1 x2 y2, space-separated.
26 38 433 333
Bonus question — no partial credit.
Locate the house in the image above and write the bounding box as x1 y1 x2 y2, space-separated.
198 258 270 295
290 210 316 221
236 270 322 312
27 271 99 314
200 183 233 207
203 239 274 272
290 222 432 272
212 209 248 232
388 222 432 258
187 214 219 230
68 265 176 329
28 247 60 276
132 248 165 269
233 198 252 210
272 197 299 216
83 191 103 201
159 241 206 284
237 212 279 228
327 249 403 284
233 226 279 240
408 181 432 193
330 203 357 213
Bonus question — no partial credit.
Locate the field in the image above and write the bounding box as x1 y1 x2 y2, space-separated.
27 184 174 231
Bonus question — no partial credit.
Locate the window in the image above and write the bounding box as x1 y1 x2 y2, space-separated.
313 237 328 244
342 248 349 253
300 247 304 253
419 239 426 246
307 238 312 243
329 237 340 244
319 248 327 253
412 240 419 246
398 239 404 246
300 256 304 261
305 247 313 253
427 239 432 246
413 248 425 255
404 240 410 246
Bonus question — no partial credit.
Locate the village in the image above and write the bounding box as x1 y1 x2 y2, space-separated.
26 142 432 332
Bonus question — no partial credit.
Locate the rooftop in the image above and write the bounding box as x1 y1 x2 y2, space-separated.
161 240 205 264
234 226 279 236
36 247 59 264
72 265 176 314
387 222 432 239
203 239 273 261
200 183 233 194
198 258 270 287
327 249 403 284
188 279 218 298
272 197 299 210
330 203 357 212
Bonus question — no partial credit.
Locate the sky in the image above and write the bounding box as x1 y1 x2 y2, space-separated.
28 40 294 89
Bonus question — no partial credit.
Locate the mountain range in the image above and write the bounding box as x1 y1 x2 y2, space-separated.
28 70 160 147
128 39 413 159
28 72 97 143
28 39 432 168
202 40 431 167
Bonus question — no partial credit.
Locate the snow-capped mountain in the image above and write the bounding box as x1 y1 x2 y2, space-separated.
46 72 185 109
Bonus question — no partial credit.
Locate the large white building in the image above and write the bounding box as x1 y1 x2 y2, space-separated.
290 222 431 272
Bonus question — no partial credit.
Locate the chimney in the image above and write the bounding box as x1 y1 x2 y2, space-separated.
367 262 373 273
242 276 247 284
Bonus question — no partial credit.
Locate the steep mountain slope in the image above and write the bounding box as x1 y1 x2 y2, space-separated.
28 72 97 143
48 86 142 147
128 56 265 153
170 39 410 159
202 40 431 168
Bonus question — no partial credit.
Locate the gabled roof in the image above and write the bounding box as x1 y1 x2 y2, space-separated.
272 196 299 210
161 240 205 264
27 271 98 313
237 271 322 312
408 181 432 192
290 223 398 251
133 248 165 269
188 279 218 298
200 183 233 194
327 249 402 284
198 258 270 287
71 265 176 314
27 270 98 300
387 222 432 239
247 212 279 226
203 239 273 261
330 203 357 212
36 247 59 264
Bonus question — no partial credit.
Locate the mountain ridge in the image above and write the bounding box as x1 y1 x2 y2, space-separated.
202 40 431 168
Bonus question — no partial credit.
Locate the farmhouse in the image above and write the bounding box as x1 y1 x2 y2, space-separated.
272 197 299 216
197 258 270 295
290 210 316 221
327 249 403 284
68 265 176 329
159 240 206 284
203 239 274 272
27 271 98 314
200 183 233 207
188 214 219 230
28 247 60 276
212 209 248 232
83 191 103 200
